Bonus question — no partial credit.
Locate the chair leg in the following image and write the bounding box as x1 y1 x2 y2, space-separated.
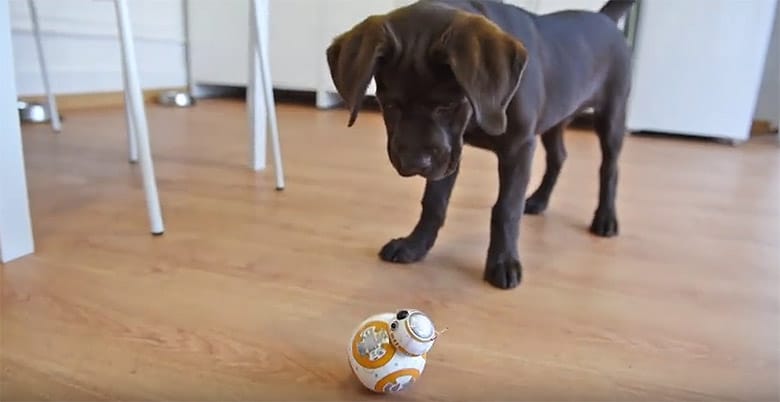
121 66 138 163
113 0 165 235
27 0 61 133
250 0 285 190
247 24 267 172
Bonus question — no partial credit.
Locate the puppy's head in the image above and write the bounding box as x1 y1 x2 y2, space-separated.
326 4 528 180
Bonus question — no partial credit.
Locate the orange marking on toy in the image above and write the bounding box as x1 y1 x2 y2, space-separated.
351 320 396 369
373 368 421 393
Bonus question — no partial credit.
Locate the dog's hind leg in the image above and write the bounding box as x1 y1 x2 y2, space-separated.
524 121 569 215
590 100 627 237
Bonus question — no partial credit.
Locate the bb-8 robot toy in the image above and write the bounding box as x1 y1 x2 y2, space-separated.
347 308 439 393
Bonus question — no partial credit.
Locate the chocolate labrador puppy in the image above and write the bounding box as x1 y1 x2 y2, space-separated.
326 0 636 289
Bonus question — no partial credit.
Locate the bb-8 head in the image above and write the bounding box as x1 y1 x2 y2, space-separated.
389 309 436 356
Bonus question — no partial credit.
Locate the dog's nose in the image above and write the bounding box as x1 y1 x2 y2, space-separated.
399 154 433 176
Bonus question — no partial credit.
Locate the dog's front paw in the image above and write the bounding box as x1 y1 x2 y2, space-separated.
483 256 522 289
523 194 548 215
379 237 430 264
590 208 618 237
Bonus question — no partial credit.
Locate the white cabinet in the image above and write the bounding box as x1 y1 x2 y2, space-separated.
187 0 250 88
187 0 607 107
317 0 399 97
625 0 778 142
188 0 402 104
188 0 324 90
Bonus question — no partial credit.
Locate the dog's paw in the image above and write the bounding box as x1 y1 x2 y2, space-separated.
590 208 619 237
379 237 429 264
483 257 522 289
523 195 548 215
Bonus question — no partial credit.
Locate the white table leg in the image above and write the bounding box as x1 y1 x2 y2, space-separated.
0 1 35 262
121 64 138 163
113 0 164 235
249 0 284 190
27 0 61 133
247 22 267 172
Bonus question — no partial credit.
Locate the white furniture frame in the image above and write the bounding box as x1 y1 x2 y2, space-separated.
1 0 34 263
248 0 285 189
113 0 166 234
2 0 287 262
26 0 60 132
22 0 164 235
2 0 164 262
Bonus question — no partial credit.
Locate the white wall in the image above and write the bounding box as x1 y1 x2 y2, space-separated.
9 0 779 131
10 0 187 96
502 0 606 13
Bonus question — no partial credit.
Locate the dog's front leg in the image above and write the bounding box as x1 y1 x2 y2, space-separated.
379 166 460 264
484 138 536 289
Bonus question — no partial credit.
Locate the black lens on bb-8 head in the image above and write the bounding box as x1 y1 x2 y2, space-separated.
396 310 409 320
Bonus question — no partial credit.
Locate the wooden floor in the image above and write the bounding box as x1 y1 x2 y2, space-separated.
2 99 779 401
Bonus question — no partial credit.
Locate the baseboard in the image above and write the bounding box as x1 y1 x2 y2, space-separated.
571 113 778 138
18 87 187 112
751 119 780 135
25 89 779 140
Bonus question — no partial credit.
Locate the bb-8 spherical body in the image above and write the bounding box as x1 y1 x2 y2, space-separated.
347 309 437 393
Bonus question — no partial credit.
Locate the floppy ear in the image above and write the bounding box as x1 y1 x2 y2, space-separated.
326 15 397 127
439 12 528 135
